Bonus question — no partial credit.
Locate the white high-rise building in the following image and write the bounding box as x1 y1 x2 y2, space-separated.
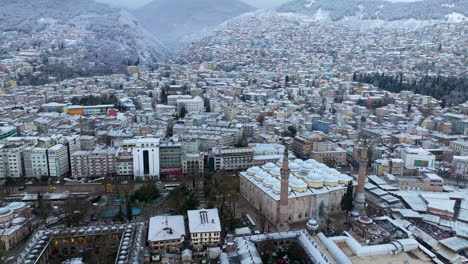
122 138 160 179
24 147 48 179
0 144 23 179
47 144 69 178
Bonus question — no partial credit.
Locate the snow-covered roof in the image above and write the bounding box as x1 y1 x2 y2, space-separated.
188 208 221 234
148 215 186 242
440 237 468 252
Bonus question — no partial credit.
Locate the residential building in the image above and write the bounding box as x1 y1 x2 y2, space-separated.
182 153 204 176
0 144 23 179
148 215 186 255
23 147 48 179
310 141 347 166
452 156 468 179
116 149 133 178
71 148 117 178
188 208 221 250
176 96 204 113
210 147 253 171
47 144 69 178
292 134 323 159
449 141 468 155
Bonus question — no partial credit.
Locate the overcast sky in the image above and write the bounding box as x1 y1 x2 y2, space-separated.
95 0 290 9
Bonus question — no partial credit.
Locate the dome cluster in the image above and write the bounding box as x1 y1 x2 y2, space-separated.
245 158 352 193
0 202 27 228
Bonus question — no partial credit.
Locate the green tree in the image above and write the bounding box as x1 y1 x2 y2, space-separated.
131 184 161 203
340 181 354 222
235 133 248 147
179 105 188 118
126 199 133 221
318 200 325 225
287 125 297 138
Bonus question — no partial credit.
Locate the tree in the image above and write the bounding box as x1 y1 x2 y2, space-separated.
340 181 354 222
131 184 161 203
5 177 15 194
167 187 199 214
126 199 133 222
179 105 187 119
287 125 297 138
318 201 325 226
36 192 51 223
235 133 248 147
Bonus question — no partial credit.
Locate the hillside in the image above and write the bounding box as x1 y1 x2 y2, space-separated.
278 0 467 22
133 0 255 49
0 0 168 83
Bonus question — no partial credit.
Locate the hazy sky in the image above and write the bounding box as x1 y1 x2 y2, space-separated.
95 0 290 9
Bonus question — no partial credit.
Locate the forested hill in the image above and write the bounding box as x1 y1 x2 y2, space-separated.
353 72 468 107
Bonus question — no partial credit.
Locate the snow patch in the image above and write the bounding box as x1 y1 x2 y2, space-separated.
304 0 316 8
444 12 466 22
441 3 455 8
384 0 423 2
313 8 331 22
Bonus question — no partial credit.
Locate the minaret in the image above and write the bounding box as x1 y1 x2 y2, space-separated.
354 145 368 216
278 144 290 231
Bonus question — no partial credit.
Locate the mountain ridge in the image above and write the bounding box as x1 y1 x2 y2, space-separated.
277 0 467 22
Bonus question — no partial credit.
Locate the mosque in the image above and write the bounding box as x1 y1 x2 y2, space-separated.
239 146 353 231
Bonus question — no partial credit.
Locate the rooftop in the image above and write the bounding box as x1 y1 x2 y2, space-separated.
188 208 221 234
148 215 186 242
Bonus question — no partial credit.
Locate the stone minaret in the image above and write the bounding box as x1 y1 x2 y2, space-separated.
278 144 290 231
354 145 368 216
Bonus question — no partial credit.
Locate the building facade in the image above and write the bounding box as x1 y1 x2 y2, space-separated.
400 148 435 170
47 144 70 178
188 209 221 250
211 147 253 171
122 138 160 179
239 157 352 230
148 215 186 255
182 154 204 176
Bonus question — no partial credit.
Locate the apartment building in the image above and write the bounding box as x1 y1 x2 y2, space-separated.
23 147 48 179
210 147 253 171
182 153 204 176
47 144 69 178
71 148 117 178
0 144 23 179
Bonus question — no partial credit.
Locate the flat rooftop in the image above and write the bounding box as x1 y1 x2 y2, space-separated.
335 240 432 264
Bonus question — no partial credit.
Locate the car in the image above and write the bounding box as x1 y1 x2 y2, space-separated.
17 186 25 191
48 185 57 190
25 181 33 185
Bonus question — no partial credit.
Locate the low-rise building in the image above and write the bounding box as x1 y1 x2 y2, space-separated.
400 148 435 170
188 208 221 250
449 141 468 155
148 215 186 255
47 144 69 178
